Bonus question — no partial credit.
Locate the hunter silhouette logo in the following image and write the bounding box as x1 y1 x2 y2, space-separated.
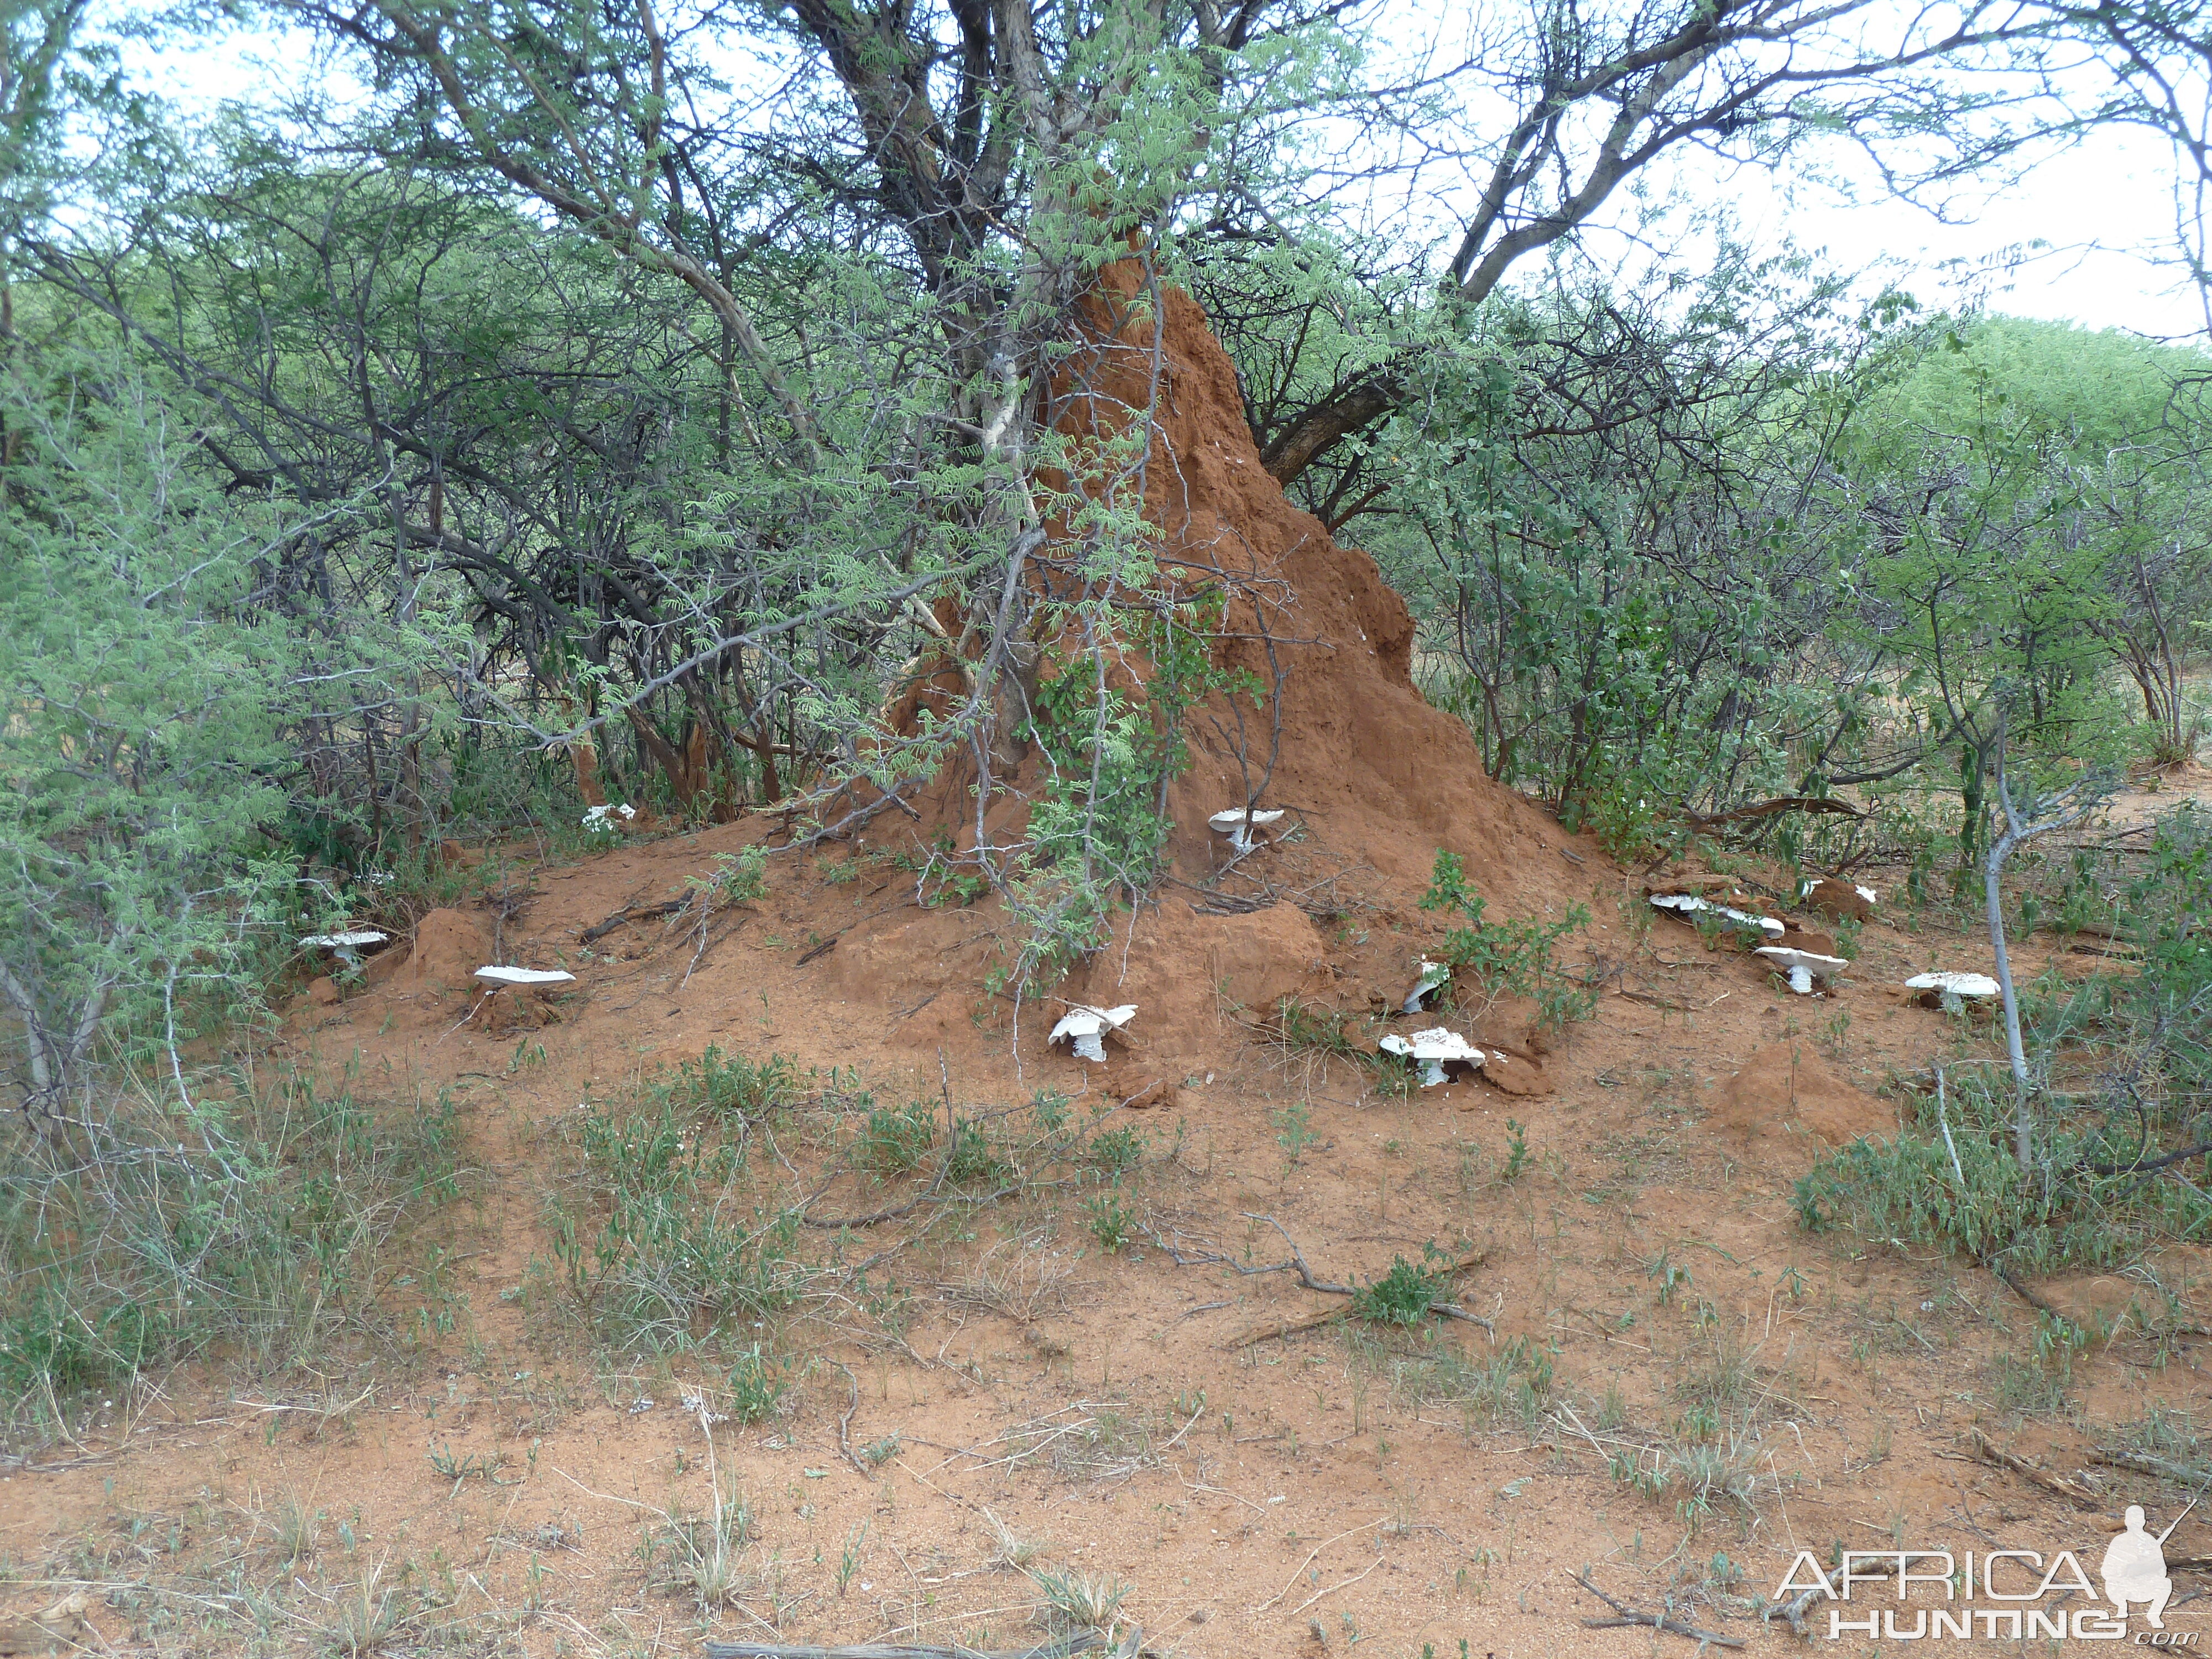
2104 1502 2185 1629
1772 1493 2204 1644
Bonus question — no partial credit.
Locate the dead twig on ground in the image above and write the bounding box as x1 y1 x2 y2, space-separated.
1573 1570 1745 1648
580 900 686 945
1961 1426 2103 1507
1215 1217 1490 1345
836 1363 869 1477
703 1634 1118 1658
2094 1446 2212 1485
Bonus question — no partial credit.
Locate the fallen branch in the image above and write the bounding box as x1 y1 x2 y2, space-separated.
1684 795 1867 829
1573 1570 1744 1648
580 900 687 945
703 1634 1114 1658
2093 1446 2212 1486
1217 1218 1489 1346
836 1363 870 1477
1965 1426 2103 1507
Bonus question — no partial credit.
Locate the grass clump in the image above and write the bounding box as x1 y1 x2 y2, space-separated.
538 1079 804 1353
853 1099 937 1175
1353 1254 1448 1328
1 1068 460 1423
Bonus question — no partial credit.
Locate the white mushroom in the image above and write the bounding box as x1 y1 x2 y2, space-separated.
1905 971 2000 1014
1379 1026 1486 1088
1208 807 1286 854
581 802 639 831
473 966 578 989
1855 884 1879 906
1048 1003 1137 1063
1649 894 1786 937
1755 945 1849 995
300 929 391 956
1403 958 1452 1014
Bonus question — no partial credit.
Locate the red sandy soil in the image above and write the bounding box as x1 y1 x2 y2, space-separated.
5 280 2209 1659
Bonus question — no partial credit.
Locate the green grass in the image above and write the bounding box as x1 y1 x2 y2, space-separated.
0 1066 461 1428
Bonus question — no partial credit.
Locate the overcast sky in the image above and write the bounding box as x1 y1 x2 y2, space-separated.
131 6 2205 343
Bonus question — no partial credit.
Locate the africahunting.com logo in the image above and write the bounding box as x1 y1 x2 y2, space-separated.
1775 1504 2199 1644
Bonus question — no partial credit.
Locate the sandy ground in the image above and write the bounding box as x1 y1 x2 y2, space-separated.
5 799 2208 1659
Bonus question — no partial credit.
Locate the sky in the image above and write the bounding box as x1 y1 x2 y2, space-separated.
128 4 2207 343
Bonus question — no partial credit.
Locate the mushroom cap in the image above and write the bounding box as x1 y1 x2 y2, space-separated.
1854 884 1879 905
1405 959 1452 1003
1048 1004 1137 1044
1905 972 1999 998
473 966 577 987
301 930 390 950
1380 1027 1485 1063
1207 808 1286 832
1754 945 1849 978
1649 894 1785 936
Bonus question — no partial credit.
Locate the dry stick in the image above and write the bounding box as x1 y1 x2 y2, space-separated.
1220 1217 1490 1345
1285 1556 1384 1619
1572 1570 1745 1649
579 899 685 945
1253 1517 1389 1613
703 1636 1109 1659
1964 1426 2103 1507
836 1363 869 1477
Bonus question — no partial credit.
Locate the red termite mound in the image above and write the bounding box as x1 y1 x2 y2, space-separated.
894 263 1600 896
868 262 1611 1058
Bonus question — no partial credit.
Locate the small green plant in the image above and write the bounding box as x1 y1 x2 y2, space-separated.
648 1474 755 1608
836 1522 867 1596
426 1444 514 1488
1027 1564 1131 1634
854 1100 937 1175
1273 1100 1319 1167
696 846 768 905
1419 851 1593 1028
1501 1118 1530 1181
727 1348 790 1424
859 1433 902 1468
1646 1249 1691 1306
1352 1251 1448 1327
947 1117 1003 1181
1087 1124 1145 1177
1086 1191 1134 1253
654 1045 797 1123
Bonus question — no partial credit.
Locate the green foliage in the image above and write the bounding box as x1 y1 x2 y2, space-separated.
1000 591 1266 995
1352 1251 1448 1327
1419 851 1595 1027
1794 1054 2209 1275
1085 1191 1134 1253
1086 1125 1146 1178
543 1085 804 1352
0 1071 459 1404
1272 1100 1319 1166
725 1347 791 1424
693 848 768 907
1500 1118 1530 1182
854 1101 938 1176
0 358 306 1108
650 1046 797 1125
